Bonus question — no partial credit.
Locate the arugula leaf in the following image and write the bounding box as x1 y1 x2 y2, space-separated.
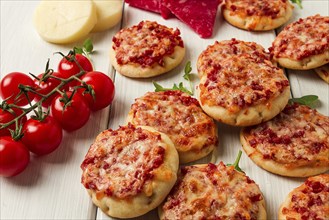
290 0 302 9
153 62 194 95
153 82 166 92
153 82 192 95
227 150 245 173
289 95 318 108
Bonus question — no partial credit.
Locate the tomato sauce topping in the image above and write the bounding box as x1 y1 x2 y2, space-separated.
200 54 289 112
243 103 329 166
282 175 329 220
81 124 166 199
161 162 264 219
271 15 329 61
225 0 289 18
112 20 184 67
129 91 218 154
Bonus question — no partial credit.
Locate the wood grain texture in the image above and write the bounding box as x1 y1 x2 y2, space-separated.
1 1 328 220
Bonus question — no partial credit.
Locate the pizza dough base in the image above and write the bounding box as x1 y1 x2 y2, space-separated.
240 130 329 177
87 126 179 219
197 82 290 127
276 51 329 70
110 44 186 78
222 2 293 31
177 143 216 164
314 63 329 83
158 163 267 220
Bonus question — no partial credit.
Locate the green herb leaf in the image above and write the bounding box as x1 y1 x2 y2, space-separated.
73 38 94 59
289 95 318 108
74 47 83 55
83 38 93 53
290 0 302 9
153 61 194 95
153 82 192 95
183 61 192 80
227 150 245 173
153 82 166 92
183 61 194 94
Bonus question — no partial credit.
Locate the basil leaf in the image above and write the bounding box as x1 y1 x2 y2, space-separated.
183 61 192 80
83 38 93 53
289 95 318 108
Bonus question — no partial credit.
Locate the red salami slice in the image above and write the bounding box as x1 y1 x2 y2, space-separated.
125 0 161 13
163 0 220 38
125 0 172 19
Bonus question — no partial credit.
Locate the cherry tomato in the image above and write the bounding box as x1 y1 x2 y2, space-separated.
0 72 35 106
0 136 30 177
51 91 91 132
58 54 93 78
79 71 115 111
21 116 63 156
34 73 61 107
0 108 27 137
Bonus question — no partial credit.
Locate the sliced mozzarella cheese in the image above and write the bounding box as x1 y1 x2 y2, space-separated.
33 0 97 44
91 0 123 32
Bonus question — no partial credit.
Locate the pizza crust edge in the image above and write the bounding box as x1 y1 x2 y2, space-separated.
314 63 329 83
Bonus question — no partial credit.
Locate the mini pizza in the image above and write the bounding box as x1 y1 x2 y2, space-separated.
278 174 329 220
110 20 185 78
198 53 290 126
222 0 294 31
80 124 179 218
270 14 329 70
197 38 271 77
240 103 329 177
314 63 329 84
159 162 267 219
127 90 218 164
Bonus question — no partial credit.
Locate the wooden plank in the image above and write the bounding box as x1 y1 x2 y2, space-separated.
0 1 121 219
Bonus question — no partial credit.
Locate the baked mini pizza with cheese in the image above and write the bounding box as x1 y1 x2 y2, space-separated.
240 103 329 177
278 174 329 220
314 63 329 84
110 20 185 78
159 162 267 219
222 0 294 31
270 14 329 70
127 90 218 164
80 124 179 218
197 38 271 78
198 52 290 126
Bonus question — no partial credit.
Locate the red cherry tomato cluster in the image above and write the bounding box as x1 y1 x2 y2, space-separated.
0 53 115 177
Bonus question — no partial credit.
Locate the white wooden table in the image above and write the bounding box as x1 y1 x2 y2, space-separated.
1 1 328 219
